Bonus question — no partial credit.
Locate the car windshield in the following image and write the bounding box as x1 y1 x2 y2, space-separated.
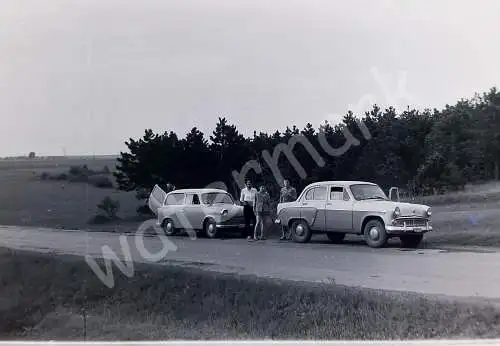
201 192 234 205
349 184 388 201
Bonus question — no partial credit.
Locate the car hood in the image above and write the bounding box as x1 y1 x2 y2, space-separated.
276 201 296 213
358 200 430 217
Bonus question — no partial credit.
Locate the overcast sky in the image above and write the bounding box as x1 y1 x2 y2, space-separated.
1 0 499 156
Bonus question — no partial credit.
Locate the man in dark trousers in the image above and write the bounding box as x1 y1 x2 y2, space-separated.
279 179 297 240
240 179 257 239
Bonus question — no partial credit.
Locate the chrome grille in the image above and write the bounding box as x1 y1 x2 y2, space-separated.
393 218 427 228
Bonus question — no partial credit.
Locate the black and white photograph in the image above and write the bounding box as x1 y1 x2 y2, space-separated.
1 0 500 342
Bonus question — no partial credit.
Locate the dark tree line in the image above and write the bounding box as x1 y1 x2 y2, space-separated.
114 87 500 200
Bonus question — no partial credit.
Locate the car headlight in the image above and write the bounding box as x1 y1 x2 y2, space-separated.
426 208 432 217
393 207 401 218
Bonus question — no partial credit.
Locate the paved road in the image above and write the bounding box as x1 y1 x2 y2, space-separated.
1 224 500 301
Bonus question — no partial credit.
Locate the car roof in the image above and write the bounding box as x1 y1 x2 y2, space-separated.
168 188 229 194
307 180 377 186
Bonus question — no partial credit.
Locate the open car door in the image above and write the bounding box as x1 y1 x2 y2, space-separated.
388 186 400 202
148 184 167 215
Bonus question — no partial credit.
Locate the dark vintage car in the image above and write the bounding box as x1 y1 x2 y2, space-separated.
148 185 248 238
275 181 432 248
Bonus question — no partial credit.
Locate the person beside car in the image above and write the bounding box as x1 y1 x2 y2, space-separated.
253 185 272 241
279 179 297 240
240 179 257 239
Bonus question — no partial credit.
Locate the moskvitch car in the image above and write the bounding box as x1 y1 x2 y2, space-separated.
275 181 432 248
148 185 248 238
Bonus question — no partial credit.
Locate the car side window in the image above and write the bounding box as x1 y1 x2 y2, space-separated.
329 186 350 201
330 186 343 201
314 186 327 200
305 188 315 200
305 186 327 201
192 194 200 205
165 193 185 205
185 194 200 205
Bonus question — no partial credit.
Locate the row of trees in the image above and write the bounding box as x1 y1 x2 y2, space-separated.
114 87 500 200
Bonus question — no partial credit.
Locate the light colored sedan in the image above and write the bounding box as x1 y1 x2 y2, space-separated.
148 185 247 238
275 181 432 248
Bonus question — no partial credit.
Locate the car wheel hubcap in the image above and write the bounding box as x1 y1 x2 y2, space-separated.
208 223 215 234
296 224 305 236
369 226 379 240
165 222 173 234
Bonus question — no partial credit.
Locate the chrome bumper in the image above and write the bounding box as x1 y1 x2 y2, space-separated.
386 223 432 233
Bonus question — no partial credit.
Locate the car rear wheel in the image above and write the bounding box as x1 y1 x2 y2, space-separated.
204 218 219 239
291 220 312 243
326 232 345 243
400 234 423 248
363 219 388 248
162 218 176 236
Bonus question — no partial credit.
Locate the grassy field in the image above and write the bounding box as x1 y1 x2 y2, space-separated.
0 157 140 229
403 181 500 206
1 247 500 340
1 156 500 248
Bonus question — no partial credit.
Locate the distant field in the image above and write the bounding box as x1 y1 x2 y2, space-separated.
0 157 139 229
403 181 500 206
0 156 119 171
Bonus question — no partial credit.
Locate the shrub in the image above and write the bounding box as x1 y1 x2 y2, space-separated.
102 165 111 174
40 172 49 180
97 196 120 220
89 175 114 189
88 214 113 225
68 174 89 183
69 165 84 176
69 164 98 178
135 188 151 200
136 204 154 216
48 173 68 181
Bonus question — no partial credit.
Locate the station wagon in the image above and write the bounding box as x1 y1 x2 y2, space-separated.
148 185 248 238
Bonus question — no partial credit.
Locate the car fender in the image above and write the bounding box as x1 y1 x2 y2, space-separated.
355 210 390 233
276 205 301 226
202 214 219 226
158 207 174 225
298 207 320 227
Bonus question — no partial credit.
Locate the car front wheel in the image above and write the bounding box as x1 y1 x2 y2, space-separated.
291 220 312 244
204 218 219 239
400 234 423 248
162 218 176 236
363 219 388 248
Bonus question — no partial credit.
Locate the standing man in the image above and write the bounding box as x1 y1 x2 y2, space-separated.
240 179 257 239
253 185 272 241
279 179 297 240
